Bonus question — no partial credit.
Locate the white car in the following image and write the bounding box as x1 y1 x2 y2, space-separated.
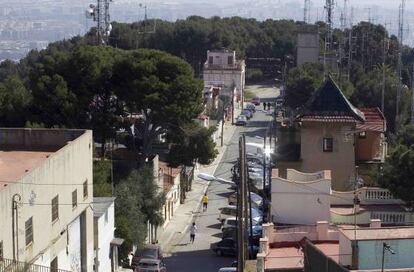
218 205 237 223
221 217 237 230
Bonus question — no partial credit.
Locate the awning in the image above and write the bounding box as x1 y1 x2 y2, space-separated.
110 237 125 246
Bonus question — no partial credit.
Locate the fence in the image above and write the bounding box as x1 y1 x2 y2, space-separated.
0 259 71 272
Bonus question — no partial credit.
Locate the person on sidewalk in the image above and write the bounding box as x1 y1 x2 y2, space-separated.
263 102 267 110
202 193 209 211
190 222 197 243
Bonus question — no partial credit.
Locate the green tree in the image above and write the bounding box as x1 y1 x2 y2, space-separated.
0 76 31 126
167 122 218 166
378 144 414 206
114 167 165 258
113 49 204 162
93 161 113 197
285 63 324 109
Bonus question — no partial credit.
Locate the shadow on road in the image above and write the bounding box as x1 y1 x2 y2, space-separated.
164 249 235 272
206 223 222 229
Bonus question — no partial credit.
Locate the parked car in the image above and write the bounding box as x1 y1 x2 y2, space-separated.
222 223 262 240
131 244 162 270
135 258 167 272
241 109 253 119
211 238 259 257
222 217 237 230
235 115 247 126
245 103 256 112
228 192 263 207
218 268 237 272
251 96 261 106
218 205 238 223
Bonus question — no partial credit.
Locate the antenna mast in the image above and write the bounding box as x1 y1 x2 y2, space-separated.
86 0 113 45
304 0 311 23
396 0 405 131
325 0 335 51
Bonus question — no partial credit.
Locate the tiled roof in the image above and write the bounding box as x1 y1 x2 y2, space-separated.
301 115 357 123
300 76 365 122
357 107 386 132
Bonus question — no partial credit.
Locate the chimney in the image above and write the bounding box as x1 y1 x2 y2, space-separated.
316 221 329 240
370 219 382 228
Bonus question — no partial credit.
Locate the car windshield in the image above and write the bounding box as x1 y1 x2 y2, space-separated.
136 247 158 258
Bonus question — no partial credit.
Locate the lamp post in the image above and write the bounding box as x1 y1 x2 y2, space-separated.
381 242 395 272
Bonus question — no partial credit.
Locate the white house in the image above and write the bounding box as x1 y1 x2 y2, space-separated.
203 49 245 105
271 169 332 225
0 128 94 271
93 197 123 272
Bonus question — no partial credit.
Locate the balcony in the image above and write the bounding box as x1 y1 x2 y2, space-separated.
331 187 404 206
0 258 71 272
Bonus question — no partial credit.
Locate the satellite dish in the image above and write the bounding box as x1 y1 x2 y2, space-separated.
85 9 94 19
108 23 113 32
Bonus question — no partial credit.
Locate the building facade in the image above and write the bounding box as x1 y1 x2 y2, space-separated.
297 25 320 66
203 50 245 104
277 77 386 191
0 128 94 271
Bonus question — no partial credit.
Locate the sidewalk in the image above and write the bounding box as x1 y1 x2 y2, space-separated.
158 116 239 253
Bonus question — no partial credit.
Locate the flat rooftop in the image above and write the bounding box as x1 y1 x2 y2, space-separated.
265 243 339 270
340 226 414 241
0 148 56 186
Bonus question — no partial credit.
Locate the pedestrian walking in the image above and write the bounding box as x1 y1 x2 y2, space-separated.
263 102 267 110
267 102 271 110
202 193 209 211
189 222 197 243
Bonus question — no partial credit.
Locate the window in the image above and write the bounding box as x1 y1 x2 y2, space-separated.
359 131 366 138
72 190 77 209
50 257 58 272
25 217 33 246
323 138 333 152
52 195 59 222
83 180 88 199
104 210 109 223
228 56 234 65
0 240 3 259
208 56 213 64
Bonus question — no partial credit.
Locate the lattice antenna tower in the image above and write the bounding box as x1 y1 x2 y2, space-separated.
304 0 311 23
340 0 348 30
396 0 405 131
86 0 113 45
325 0 335 51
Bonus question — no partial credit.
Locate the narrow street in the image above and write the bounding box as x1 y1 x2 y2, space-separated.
163 84 279 272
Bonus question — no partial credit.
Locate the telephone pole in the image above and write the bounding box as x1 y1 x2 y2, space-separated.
86 0 113 45
411 64 414 124
237 135 247 272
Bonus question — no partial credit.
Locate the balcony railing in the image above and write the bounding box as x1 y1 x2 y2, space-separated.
0 258 71 272
331 187 404 206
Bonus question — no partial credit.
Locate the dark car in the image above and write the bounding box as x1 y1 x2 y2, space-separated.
131 244 162 270
211 238 259 257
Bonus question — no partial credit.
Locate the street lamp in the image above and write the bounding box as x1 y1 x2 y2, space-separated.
381 242 395 272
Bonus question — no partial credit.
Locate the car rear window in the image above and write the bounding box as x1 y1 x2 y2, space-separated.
139 262 158 267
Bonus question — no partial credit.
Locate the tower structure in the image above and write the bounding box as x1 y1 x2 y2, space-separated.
396 0 405 130
304 0 311 23
325 0 335 52
86 0 113 45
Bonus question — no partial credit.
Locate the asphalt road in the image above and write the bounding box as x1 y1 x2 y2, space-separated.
163 84 279 272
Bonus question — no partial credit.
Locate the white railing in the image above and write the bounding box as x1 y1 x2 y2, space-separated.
331 187 404 206
331 210 411 225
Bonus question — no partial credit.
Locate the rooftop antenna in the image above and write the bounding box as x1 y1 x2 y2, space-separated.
86 0 113 45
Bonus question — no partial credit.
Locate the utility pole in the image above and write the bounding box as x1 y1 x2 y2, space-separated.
237 136 247 272
381 23 390 114
12 194 21 261
86 0 113 45
411 64 414 124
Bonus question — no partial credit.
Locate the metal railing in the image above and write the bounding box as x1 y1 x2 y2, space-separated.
0 258 71 272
